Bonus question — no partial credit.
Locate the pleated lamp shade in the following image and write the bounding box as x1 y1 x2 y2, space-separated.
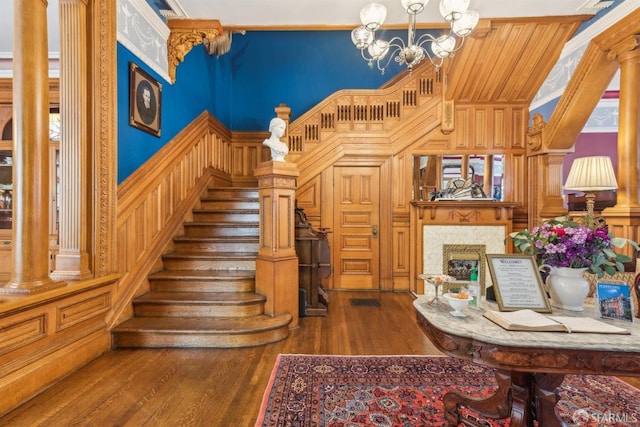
564 156 618 192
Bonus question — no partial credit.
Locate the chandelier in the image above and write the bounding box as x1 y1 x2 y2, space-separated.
351 0 479 74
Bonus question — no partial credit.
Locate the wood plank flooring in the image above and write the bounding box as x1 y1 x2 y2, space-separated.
0 291 441 426
2 290 639 426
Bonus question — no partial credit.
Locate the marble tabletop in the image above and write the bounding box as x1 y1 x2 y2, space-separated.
413 295 640 353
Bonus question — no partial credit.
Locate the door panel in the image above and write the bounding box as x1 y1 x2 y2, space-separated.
333 166 380 290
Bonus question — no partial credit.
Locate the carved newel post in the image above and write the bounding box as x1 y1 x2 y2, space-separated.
254 116 299 329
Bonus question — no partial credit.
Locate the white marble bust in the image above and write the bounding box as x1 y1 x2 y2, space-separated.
263 117 289 162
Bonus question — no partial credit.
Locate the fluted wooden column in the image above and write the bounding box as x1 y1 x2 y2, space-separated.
2 0 64 293
51 0 91 280
602 36 640 251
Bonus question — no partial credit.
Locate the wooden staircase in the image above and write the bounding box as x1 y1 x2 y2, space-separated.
112 187 292 348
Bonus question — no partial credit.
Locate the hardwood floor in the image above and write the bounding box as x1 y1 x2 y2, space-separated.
3 290 639 427
0 291 442 427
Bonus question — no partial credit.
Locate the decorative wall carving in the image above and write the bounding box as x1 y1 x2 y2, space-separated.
167 19 222 83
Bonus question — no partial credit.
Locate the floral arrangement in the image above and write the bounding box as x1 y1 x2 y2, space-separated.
509 216 638 278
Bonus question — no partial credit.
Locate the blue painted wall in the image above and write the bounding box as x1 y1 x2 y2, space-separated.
117 44 218 182
117 29 405 182
226 30 404 130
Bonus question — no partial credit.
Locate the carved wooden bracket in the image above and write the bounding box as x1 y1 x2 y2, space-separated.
167 19 224 83
526 112 546 153
441 99 454 134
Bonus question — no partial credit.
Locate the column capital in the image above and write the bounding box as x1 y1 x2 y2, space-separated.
607 35 640 62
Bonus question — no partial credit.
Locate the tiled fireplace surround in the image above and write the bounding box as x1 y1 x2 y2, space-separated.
423 225 506 294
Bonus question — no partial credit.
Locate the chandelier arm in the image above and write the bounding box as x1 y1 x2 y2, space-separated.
414 33 439 46
376 45 404 72
385 36 407 50
360 48 374 62
447 34 467 54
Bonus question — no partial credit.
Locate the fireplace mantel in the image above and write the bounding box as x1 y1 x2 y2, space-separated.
410 201 520 222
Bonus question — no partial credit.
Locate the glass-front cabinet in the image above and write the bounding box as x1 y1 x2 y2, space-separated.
0 108 61 280
0 129 12 280
0 144 12 233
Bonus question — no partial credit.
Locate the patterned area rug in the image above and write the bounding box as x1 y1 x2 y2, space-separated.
255 354 640 427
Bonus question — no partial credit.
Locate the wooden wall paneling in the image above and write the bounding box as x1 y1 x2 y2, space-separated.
510 107 527 149
453 107 471 150
473 108 488 150
392 221 410 291
392 151 410 210
380 158 393 291
320 169 334 290
388 97 442 153
0 275 118 415
296 175 322 224
491 107 506 150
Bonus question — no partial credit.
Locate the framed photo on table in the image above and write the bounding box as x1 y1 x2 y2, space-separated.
486 254 552 312
129 62 162 137
596 281 634 323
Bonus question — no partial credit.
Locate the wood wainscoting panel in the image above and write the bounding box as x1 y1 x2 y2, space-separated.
57 292 110 331
0 315 47 357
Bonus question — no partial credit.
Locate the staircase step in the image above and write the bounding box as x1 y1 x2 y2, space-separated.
112 186 292 349
200 200 258 210
184 223 259 238
161 252 257 271
206 188 258 199
172 236 258 253
133 291 266 317
192 209 259 223
112 314 292 348
148 270 256 292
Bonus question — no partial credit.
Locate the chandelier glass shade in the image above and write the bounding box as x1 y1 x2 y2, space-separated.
351 0 479 74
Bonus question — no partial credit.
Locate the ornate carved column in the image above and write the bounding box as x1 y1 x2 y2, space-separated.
254 161 300 329
51 0 92 280
2 0 64 293
602 36 640 249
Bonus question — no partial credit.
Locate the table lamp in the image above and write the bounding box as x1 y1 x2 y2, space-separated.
564 156 618 228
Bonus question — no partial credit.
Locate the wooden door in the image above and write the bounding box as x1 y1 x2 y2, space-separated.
333 166 380 290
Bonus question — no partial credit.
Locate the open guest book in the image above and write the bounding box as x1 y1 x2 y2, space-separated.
483 309 631 334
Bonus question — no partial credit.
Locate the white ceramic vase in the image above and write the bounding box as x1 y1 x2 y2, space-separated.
545 266 590 311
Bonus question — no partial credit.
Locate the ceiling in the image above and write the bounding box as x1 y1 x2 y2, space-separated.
154 0 609 27
0 0 612 55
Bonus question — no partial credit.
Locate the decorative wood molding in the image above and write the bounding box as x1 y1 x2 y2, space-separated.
167 19 223 83
411 201 519 222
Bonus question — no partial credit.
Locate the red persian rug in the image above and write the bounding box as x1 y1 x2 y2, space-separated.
255 354 640 427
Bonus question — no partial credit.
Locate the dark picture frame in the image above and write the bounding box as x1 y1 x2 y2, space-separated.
485 254 552 312
129 62 162 137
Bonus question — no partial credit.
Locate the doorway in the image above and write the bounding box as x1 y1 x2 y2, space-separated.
333 166 380 290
